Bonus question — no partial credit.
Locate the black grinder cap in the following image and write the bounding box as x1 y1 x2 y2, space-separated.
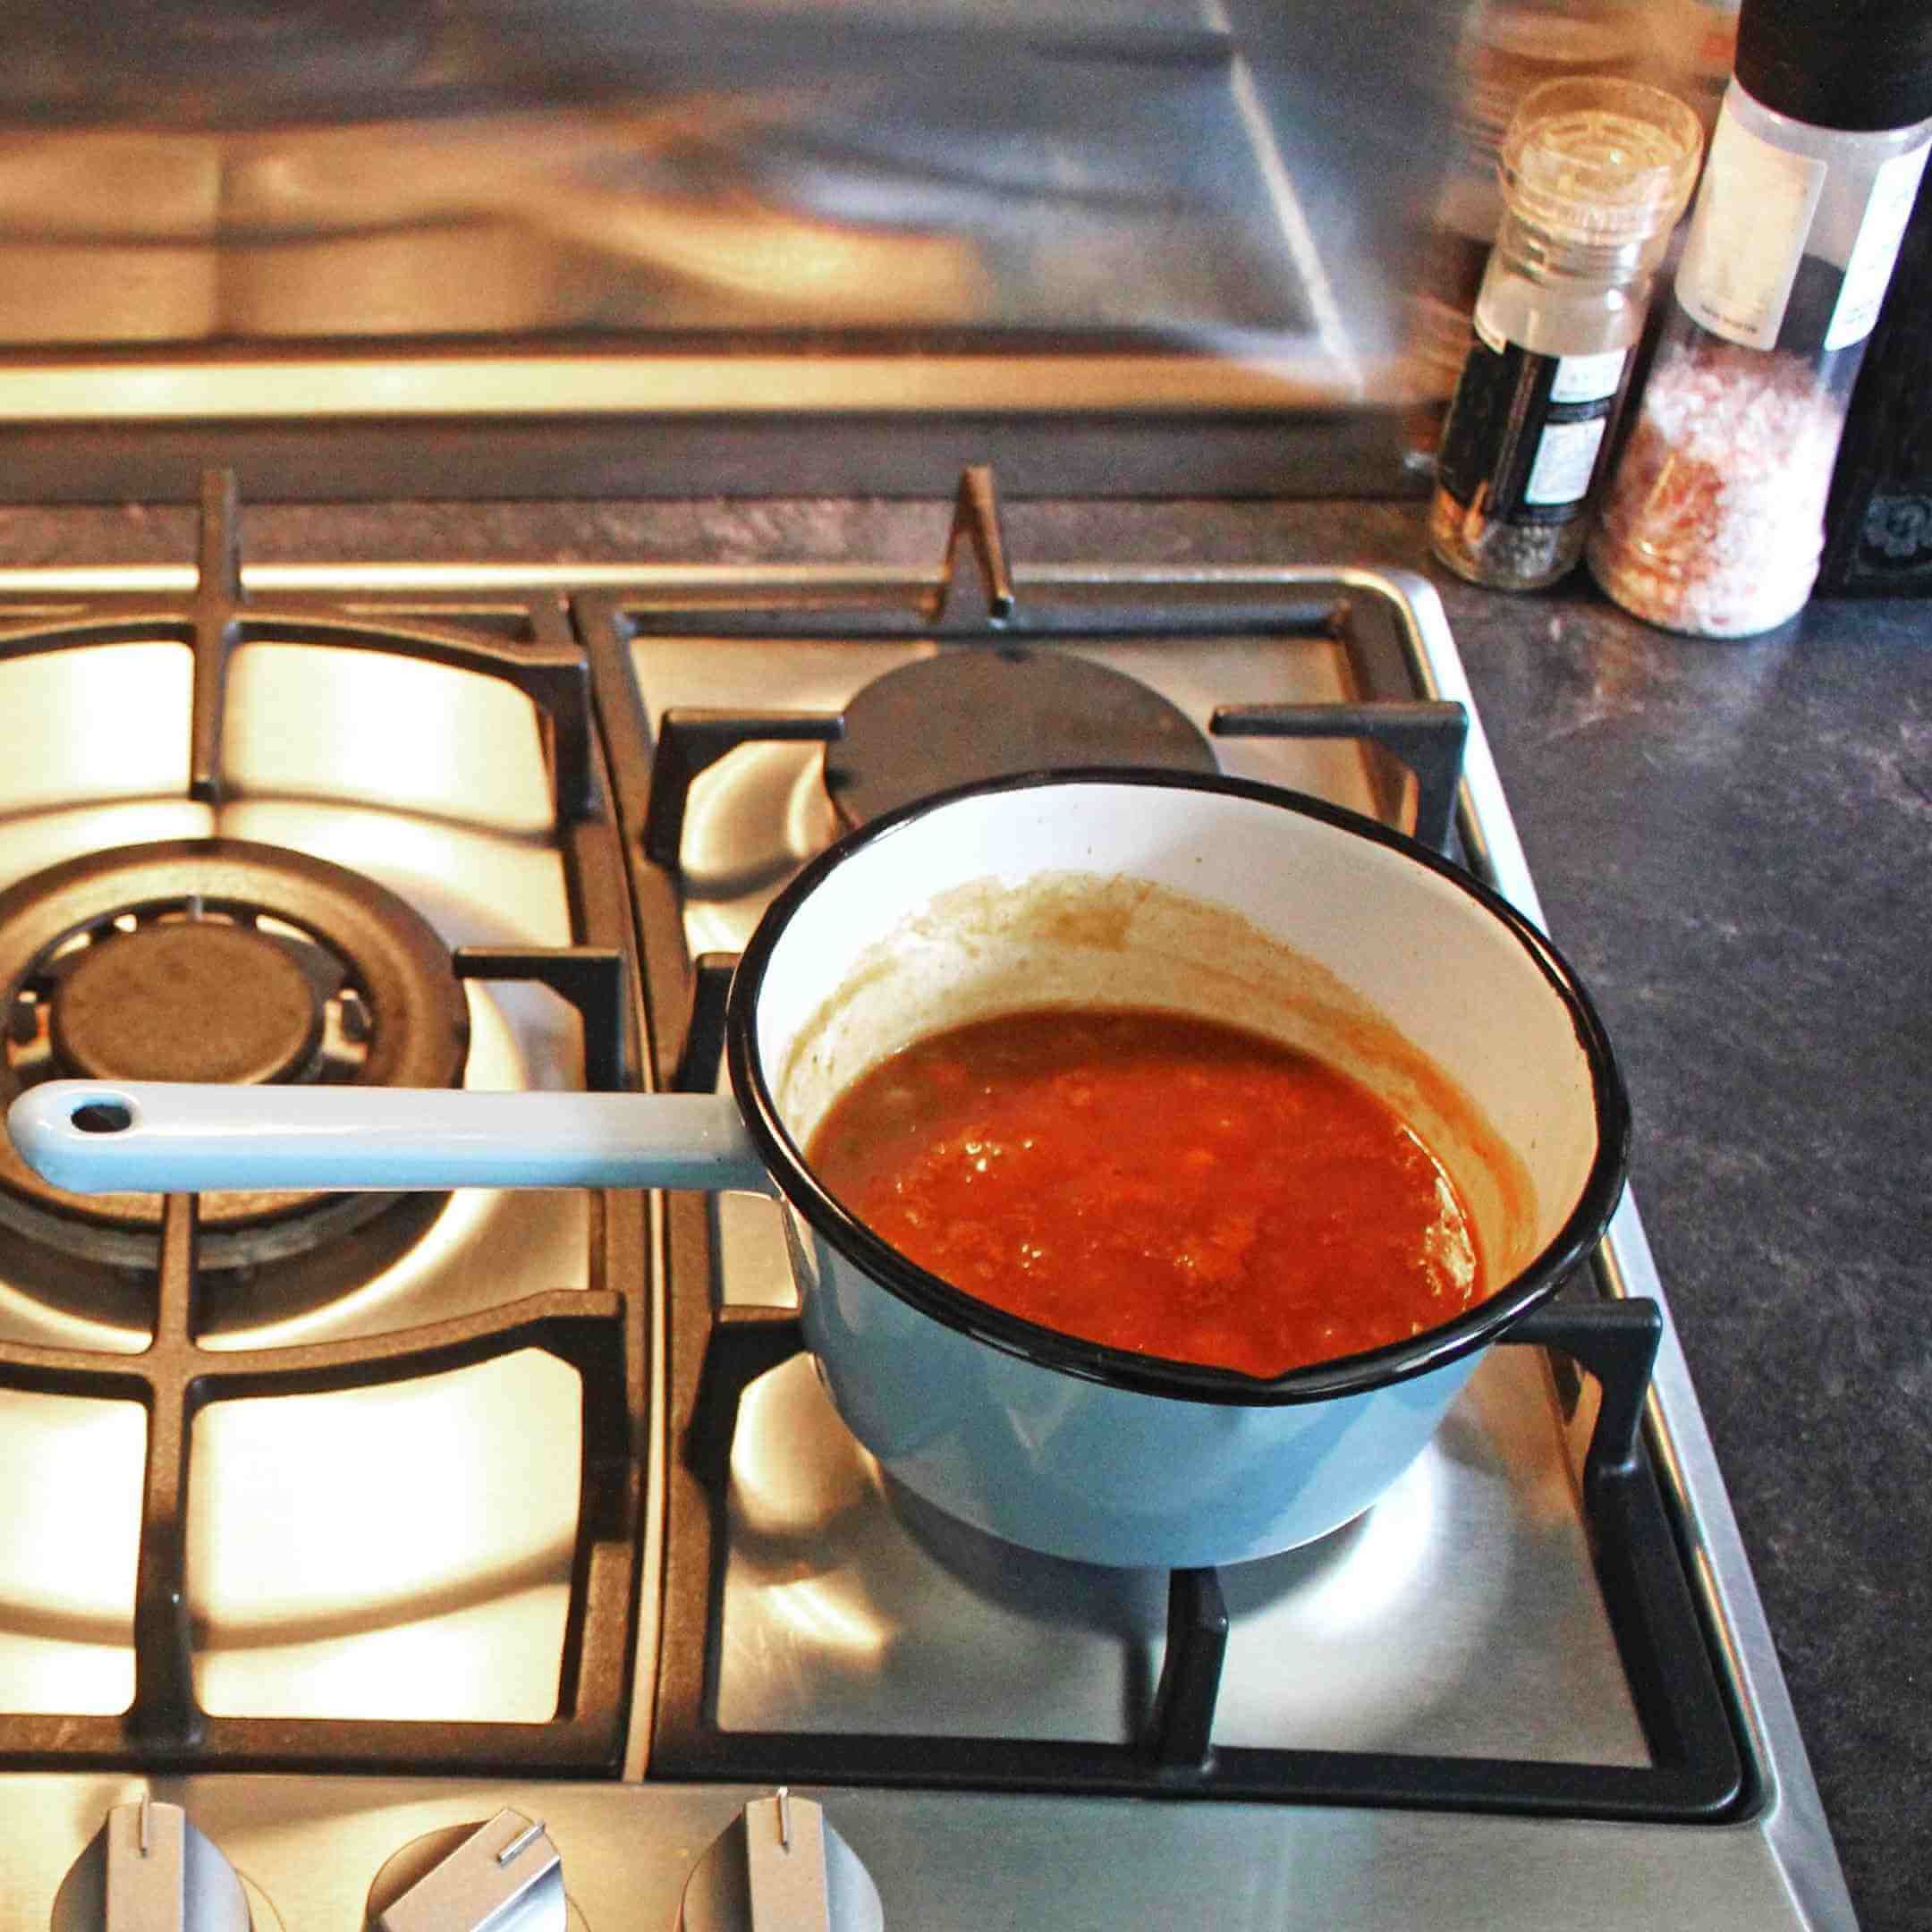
1735 0 1932 130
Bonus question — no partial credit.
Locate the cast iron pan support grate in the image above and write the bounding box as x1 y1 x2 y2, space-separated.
0 939 645 1771
578 463 1477 1094
624 466 1468 899
0 469 597 828
594 496 1745 1809
637 698 1466 884
1210 701 1468 859
0 1210 636 1769
647 958 1745 1817
0 473 648 1774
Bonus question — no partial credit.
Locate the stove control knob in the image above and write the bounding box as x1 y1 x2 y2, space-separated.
50 1795 250 1932
367 1811 564 1932
678 1791 883 1932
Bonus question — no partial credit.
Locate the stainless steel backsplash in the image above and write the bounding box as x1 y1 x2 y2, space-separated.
0 0 1458 368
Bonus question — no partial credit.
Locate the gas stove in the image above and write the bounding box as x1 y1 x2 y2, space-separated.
0 472 1852 1929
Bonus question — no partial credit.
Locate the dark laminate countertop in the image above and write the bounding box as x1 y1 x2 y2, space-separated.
0 489 1923 1929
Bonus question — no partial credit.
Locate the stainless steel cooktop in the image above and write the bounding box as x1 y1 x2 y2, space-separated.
0 473 1854 1930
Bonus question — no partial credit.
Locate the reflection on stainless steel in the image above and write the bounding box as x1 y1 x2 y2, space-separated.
714 1333 1647 1762
0 75 1295 341
216 222 576 346
0 134 225 243
1214 1346 1643 1759
0 356 1366 426
0 628 591 1733
643 627 1395 963
191 1352 578 1723
722 1350 1160 1736
224 645 559 835
0 1393 141 1714
0 0 1456 439
216 103 775 238
0 250 220 348
0 646 196 829
682 746 842 918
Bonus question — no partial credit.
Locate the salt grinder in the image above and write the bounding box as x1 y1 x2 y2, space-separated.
1588 0 1932 634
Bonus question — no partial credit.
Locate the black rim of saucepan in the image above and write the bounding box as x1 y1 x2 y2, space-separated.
726 767 1631 1407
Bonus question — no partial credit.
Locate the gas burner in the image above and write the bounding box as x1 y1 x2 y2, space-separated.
51 919 326 1086
822 647 1218 827
0 837 470 1269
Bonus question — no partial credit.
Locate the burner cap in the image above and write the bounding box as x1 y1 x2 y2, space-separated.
0 837 470 1269
52 920 325 1085
823 648 1217 826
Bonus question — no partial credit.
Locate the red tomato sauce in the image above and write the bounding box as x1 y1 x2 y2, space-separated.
805 1006 1484 1378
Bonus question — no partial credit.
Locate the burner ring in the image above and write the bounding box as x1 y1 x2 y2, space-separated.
823 647 1218 828
0 837 470 1267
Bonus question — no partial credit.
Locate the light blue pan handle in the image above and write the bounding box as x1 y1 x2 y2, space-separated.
6 1080 771 1196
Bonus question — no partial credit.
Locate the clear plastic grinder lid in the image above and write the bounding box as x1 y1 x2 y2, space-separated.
1500 76 1705 247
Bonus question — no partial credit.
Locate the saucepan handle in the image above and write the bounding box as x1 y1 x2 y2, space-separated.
5 1080 771 1196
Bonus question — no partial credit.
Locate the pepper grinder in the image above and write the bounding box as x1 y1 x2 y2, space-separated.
1428 77 1703 592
